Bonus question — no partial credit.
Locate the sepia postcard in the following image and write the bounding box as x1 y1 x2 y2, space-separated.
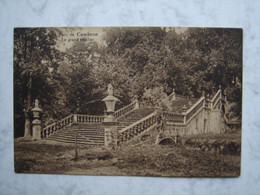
14 27 242 177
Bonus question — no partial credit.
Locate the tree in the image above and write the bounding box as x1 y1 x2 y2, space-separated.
102 27 242 116
14 28 60 137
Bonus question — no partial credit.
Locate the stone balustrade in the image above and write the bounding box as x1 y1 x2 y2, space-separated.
74 114 104 123
211 89 222 108
42 114 74 138
139 101 154 108
164 122 186 136
185 97 205 123
113 100 138 118
162 112 184 123
41 114 104 138
117 112 158 145
41 89 223 142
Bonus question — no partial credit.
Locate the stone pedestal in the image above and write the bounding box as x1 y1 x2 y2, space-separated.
102 84 119 149
104 121 118 148
103 111 117 149
31 99 42 140
103 112 118 148
32 119 42 139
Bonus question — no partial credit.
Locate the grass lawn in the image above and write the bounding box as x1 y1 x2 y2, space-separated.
14 130 241 177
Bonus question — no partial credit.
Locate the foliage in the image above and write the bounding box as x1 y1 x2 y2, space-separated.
142 87 173 111
14 27 242 137
14 28 62 137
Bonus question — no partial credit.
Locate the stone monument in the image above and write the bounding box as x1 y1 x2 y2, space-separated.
102 84 119 148
31 99 42 140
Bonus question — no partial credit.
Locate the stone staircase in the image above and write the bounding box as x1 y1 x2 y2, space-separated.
45 108 154 145
117 108 155 131
46 123 105 145
43 89 225 146
171 98 198 113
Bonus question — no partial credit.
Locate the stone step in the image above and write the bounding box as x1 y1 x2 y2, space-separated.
47 137 104 145
60 129 104 133
58 133 104 137
49 132 104 137
47 134 104 140
45 107 155 146
65 126 104 130
47 135 104 142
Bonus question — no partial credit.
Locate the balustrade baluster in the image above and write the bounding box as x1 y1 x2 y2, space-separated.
135 126 138 135
130 128 133 138
46 128 49 138
130 128 134 138
123 132 127 142
127 130 131 140
123 132 126 141
54 123 58 133
139 122 142 131
142 121 145 129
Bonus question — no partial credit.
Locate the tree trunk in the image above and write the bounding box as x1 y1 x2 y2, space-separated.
24 72 32 137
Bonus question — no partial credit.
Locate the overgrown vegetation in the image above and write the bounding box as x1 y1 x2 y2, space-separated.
14 130 241 177
14 27 242 137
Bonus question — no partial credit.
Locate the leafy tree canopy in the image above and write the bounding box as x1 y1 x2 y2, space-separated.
14 27 242 137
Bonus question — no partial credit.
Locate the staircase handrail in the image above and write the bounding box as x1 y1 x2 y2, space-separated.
139 101 155 108
74 114 104 123
162 111 184 123
118 111 158 145
211 89 222 109
185 96 205 123
183 89 222 124
113 100 138 118
119 111 157 134
42 113 105 138
42 114 74 138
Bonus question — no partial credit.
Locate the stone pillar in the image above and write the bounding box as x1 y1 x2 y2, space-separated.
31 99 42 140
224 89 227 102
104 120 118 148
171 88 176 100
73 114 77 124
134 95 139 109
182 105 187 124
102 84 119 149
201 90 205 97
